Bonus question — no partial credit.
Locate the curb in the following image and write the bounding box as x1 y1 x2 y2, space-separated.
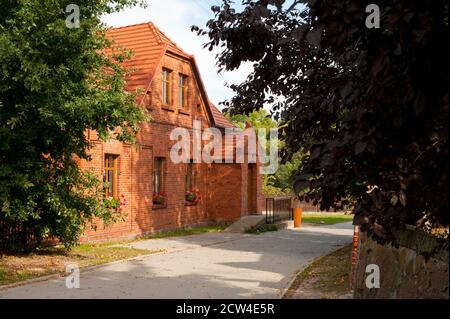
280 244 353 299
279 264 309 299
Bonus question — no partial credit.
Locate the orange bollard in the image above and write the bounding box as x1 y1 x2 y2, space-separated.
293 207 302 228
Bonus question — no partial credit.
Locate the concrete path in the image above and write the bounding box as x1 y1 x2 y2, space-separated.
0 222 354 299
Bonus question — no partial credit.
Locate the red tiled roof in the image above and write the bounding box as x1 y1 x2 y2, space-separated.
106 22 166 93
105 22 233 128
156 27 192 59
209 102 236 129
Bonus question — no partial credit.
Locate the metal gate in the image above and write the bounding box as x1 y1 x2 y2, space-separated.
265 197 293 224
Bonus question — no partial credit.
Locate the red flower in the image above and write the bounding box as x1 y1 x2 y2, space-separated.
153 192 167 205
185 189 200 203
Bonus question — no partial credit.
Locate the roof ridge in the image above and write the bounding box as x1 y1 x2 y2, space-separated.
107 21 153 31
146 22 164 46
108 21 191 57
156 27 192 57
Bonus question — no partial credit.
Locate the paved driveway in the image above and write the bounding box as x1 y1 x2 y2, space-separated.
0 222 354 299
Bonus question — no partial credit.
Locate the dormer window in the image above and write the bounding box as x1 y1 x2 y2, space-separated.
162 68 172 105
178 74 188 110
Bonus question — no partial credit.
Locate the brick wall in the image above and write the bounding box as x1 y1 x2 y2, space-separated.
78 51 261 242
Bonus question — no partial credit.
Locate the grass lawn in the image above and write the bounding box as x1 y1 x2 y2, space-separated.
0 225 227 286
283 244 353 299
301 212 353 225
0 244 158 286
137 225 228 240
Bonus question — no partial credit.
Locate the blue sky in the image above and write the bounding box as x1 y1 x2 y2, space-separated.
101 0 251 110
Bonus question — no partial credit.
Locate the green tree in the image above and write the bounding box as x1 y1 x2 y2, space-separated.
0 0 147 249
227 109 277 131
227 109 302 196
265 151 304 194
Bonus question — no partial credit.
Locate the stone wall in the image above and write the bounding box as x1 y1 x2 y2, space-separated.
353 227 448 299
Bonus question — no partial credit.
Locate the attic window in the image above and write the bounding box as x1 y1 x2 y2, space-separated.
162 68 172 105
178 74 188 110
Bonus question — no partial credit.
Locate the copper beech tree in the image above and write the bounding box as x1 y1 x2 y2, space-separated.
194 0 449 243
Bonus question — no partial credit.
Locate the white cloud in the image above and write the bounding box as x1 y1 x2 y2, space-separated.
101 0 252 110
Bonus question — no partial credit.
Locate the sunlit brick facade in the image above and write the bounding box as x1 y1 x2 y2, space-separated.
79 22 262 241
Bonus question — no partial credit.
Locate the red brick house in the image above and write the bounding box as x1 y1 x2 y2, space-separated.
79 22 262 241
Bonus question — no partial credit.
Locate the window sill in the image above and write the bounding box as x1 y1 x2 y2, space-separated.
162 105 175 112
152 203 167 210
178 109 190 116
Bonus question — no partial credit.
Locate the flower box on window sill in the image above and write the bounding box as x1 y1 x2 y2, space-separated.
152 203 167 210
184 201 198 207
